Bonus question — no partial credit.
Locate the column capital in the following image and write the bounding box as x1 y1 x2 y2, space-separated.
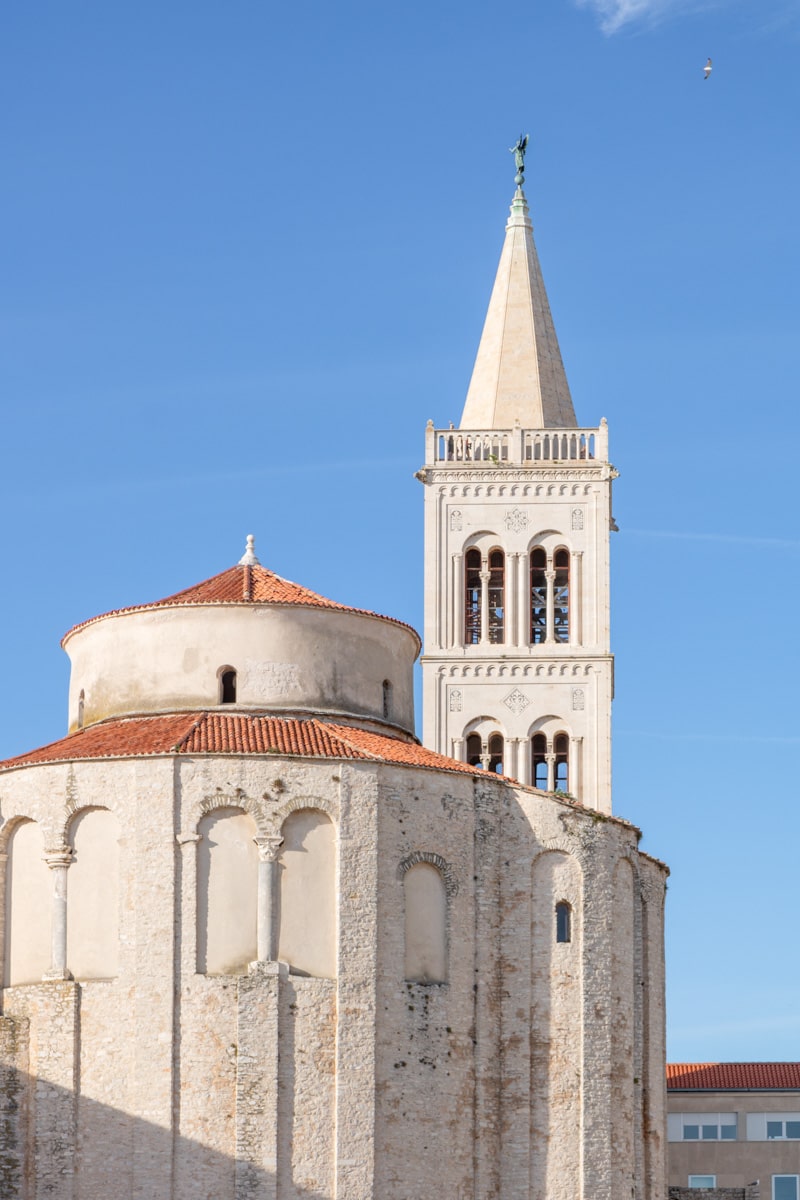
44 847 73 870
254 835 283 863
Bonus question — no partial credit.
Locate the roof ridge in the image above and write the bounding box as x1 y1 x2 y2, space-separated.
173 712 207 752
310 718 380 762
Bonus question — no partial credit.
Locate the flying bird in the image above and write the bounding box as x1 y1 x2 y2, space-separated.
703 57 712 80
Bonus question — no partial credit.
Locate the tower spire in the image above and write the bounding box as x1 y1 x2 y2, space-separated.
459 139 577 430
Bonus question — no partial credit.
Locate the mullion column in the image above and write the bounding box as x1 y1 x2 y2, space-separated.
545 567 556 644
507 553 517 647
43 846 73 981
254 835 284 962
516 552 528 645
569 736 583 802
479 568 490 644
451 553 463 648
545 750 556 793
573 551 583 646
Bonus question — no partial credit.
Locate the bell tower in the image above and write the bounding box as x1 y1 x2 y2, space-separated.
419 143 616 812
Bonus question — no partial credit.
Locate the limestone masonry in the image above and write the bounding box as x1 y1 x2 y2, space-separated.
0 175 668 1198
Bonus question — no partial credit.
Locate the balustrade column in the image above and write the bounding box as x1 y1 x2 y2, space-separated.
479 569 490 643
254 835 284 962
545 568 556 644
573 551 583 646
44 847 73 980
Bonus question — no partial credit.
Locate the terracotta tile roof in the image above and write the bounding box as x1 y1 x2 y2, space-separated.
0 712 485 777
667 1063 800 1090
62 564 419 646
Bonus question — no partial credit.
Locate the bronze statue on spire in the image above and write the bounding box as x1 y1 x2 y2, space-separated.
510 134 529 187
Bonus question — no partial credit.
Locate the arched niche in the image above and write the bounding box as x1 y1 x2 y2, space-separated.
67 807 120 979
403 862 447 984
197 807 258 975
277 809 336 978
4 819 50 986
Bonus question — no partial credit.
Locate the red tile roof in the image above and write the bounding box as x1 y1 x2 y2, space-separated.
0 712 485 777
667 1063 800 1090
62 564 419 646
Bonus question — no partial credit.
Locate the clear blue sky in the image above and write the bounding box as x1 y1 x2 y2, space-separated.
2 0 799 1063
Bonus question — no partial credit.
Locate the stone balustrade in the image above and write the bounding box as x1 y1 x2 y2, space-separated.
426 421 608 467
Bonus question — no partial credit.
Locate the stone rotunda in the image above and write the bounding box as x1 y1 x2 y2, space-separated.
0 535 666 1200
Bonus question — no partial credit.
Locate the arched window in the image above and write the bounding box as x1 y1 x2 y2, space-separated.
554 732 569 791
466 733 482 767
488 733 504 774
404 862 447 983
556 901 572 944
197 808 258 974
464 549 482 644
553 549 570 643
278 810 336 978
532 733 548 789
67 808 120 980
382 679 392 720
530 548 547 644
219 668 237 704
4 820 50 986
488 550 505 644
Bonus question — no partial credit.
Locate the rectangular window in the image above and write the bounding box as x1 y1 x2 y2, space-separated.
769 1119 800 1140
668 1112 737 1141
689 1177 716 1189
774 1177 799 1200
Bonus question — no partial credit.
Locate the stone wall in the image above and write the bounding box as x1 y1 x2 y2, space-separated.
0 750 667 1198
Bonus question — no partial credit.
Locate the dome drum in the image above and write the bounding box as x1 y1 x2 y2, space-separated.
64 601 418 735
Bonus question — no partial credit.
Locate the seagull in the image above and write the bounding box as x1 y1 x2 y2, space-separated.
704 57 712 80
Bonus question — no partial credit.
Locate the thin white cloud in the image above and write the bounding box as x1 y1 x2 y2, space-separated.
575 0 800 34
573 0 686 33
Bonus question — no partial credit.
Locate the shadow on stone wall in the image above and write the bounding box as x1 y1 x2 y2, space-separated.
0 1065 332 1200
668 1187 760 1200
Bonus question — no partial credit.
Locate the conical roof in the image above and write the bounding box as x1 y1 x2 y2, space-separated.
62 537 418 645
459 187 576 430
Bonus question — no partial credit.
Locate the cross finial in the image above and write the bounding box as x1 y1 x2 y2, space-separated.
510 133 529 187
238 534 260 566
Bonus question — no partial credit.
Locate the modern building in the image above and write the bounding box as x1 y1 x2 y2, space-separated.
0 158 668 1199
668 1062 800 1199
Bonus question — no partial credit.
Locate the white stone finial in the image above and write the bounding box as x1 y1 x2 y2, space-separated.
238 534 260 566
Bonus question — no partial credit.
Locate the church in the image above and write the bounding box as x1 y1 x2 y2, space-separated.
0 151 668 1199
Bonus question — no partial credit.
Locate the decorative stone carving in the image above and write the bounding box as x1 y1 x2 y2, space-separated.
504 507 530 533
571 507 584 530
449 688 462 712
244 661 300 695
503 688 530 715
450 509 463 531
572 688 585 711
